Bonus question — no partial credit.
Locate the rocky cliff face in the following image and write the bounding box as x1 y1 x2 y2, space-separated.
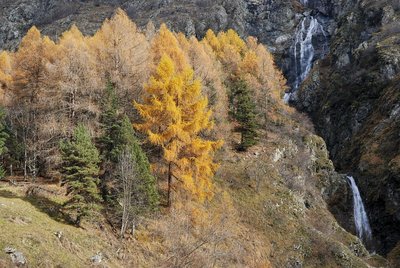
0 0 302 84
0 1 294 53
295 0 400 255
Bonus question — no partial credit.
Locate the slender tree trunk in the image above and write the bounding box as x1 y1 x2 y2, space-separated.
167 162 172 207
71 89 76 119
23 144 27 180
119 150 135 238
131 221 136 236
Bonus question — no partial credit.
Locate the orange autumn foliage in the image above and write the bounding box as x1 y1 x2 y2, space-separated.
134 55 222 202
1 9 286 203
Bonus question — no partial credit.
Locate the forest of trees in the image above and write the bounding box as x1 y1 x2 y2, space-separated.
0 9 286 230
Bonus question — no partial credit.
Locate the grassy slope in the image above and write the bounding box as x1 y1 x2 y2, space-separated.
217 131 373 267
0 186 122 267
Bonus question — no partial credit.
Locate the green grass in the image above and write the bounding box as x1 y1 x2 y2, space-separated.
0 186 120 267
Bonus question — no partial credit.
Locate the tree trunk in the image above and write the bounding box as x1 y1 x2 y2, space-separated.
23 146 27 181
167 162 172 207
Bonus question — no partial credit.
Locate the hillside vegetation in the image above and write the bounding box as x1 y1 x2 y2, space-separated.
0 8 392 267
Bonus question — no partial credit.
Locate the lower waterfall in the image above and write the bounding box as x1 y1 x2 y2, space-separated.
347 176 372 244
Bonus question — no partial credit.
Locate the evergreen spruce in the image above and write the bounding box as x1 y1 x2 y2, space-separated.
60 124 101 225
0 108 8 179
231 80 258 151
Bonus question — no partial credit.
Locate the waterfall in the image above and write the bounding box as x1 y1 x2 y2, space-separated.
300 0 309 8
284 14 328 103
347 176 372 242
293 16 326 90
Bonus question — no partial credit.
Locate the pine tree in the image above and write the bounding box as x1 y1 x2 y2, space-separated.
134 55 222 204
99 81 159 208
231 80 258 151
60 124 101 225
0 107 8 179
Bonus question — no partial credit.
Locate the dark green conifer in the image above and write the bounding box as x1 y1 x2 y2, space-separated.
99 80 159 219
230 80 258 151
99 80 120 161
60 124 101 225
0 108 8 179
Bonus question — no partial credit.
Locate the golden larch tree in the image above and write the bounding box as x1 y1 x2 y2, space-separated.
10 26 57 179
38 25 100 176
151 24 188 72
179 36 230 141
0 51 12 104
56 25 101 125
134 55 222 205
89 8 150 106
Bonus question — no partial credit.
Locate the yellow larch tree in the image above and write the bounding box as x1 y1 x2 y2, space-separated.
89 8 150 106
38 25 100 176
205 29 288 129
179 36 231 141
254 40 287 100
204 29 247 76
204 29 221 54
134 55 222 205
56 25 101 125
0 51 12 104
151 24 188 72
10 26 57 179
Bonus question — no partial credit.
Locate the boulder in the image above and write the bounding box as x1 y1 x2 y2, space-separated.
4 247 27 267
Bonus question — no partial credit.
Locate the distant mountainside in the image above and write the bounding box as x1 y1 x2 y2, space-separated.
0 0 297 78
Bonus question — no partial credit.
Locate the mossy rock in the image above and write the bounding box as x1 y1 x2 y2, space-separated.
304 134 335 173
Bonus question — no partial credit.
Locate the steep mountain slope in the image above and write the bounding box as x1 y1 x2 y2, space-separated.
295 0 400 255
0 108 385 267
0 0 399 266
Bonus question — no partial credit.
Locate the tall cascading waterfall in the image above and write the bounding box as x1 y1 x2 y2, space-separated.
347 176 373 244
284 8 328 103
293 16 326 90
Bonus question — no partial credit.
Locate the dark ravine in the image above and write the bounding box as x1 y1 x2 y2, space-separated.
0 0 399 260
295 0 400 256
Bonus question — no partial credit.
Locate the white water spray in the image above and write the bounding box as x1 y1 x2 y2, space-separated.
284 16 327 103
347 176 372 242
300 0 309 7
293 16 326 90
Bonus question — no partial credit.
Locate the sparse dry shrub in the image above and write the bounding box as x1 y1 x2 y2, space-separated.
143 191 272 267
